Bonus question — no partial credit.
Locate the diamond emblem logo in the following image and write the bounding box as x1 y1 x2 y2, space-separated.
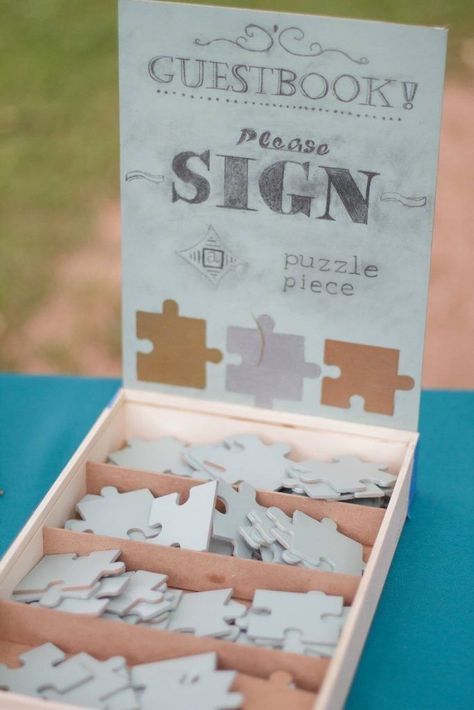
177 226 242 285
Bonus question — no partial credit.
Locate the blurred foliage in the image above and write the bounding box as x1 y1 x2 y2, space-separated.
0 0 118 367
0 0 472 370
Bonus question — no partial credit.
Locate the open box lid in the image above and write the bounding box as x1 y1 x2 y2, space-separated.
119 0 447 432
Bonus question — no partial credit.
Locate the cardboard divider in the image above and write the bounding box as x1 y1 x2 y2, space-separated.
44 528 361 604
87 462 384 548
0 599 327 698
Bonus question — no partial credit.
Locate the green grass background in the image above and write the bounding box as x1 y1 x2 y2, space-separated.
1 0 472 370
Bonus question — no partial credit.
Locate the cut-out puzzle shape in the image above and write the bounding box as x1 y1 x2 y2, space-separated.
185 434 292 491
148 480 217 550
0 643 92 696
226 314 320 408
66 487 159 542
321 339 415 416
12 550 125 607
108 436 208 478
284 456 395 500
136 299 222 389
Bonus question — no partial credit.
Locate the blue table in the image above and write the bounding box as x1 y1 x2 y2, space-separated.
0 374 472 708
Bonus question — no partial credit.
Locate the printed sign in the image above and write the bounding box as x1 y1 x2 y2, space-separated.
119 0 447 430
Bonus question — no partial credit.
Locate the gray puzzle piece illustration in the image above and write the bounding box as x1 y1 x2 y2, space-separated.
108 437 208 479
186 435 292 492
43 653 135 708
167 589 246 638
65 487 159 541
148 480 217 551
13 550 125 607
212 481 265 559
268 508 365 576
0 643 92 696
226 314 320 408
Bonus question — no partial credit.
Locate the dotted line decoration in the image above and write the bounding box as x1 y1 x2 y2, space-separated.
156 89 402 122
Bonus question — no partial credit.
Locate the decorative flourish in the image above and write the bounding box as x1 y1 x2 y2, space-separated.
278 27 368 63
125 170 164 184
380 192 427 207
194 23 274 53
194 23 369 64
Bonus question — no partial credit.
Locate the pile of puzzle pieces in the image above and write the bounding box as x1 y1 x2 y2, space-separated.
0 643 241 709
64 479 365 575
108 434 396 503
12 551 349 657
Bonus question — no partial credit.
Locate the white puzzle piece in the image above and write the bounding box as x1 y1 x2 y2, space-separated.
132 652 241 710
108 436 208 478
185 435 292 491
0 643 92 696
35 596 110 616
135 669 241 710
245 590 344 646
285 456 395 500
268 509 365 575
12 550 125 607
212 481 265 558
167 589 246 637
148 480 217 550
43 653 135 708
105 571 168 616
66 487 159 541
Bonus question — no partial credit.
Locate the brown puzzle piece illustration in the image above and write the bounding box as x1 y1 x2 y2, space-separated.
321 339 415 416
136 300 222 389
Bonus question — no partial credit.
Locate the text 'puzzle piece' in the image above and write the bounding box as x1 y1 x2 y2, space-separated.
226 314 320 408
136 299 222 389
321 339 415 416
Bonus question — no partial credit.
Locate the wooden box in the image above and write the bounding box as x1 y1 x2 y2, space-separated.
0 1 446 708
0 389 417 708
